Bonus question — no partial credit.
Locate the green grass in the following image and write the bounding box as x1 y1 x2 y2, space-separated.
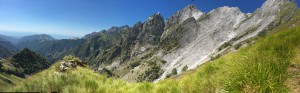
5 10 300 93
0 73 23 91
6 25 300 92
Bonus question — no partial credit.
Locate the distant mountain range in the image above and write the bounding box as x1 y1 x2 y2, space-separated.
0 39 16 59
0 0 297 82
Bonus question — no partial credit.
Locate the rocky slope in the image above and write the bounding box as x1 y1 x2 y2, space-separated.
7 0 297 82
156 0 297 80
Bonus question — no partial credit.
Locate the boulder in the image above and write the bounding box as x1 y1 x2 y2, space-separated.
59 61 76 72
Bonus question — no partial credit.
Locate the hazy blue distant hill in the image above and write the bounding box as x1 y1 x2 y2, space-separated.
0 34 19 45
16 34 85 62
0 38 16 59
17 34 55 44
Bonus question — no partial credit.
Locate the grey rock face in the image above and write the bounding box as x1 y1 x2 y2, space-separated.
164 4 203 30
60 61 74 72
138 13 165 45
60 59 85 72
49 0 296 82
156 0 296 81
162 4 204 39
122 21 143 42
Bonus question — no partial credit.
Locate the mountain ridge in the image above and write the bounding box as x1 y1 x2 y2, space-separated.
6 8 300 92
0 0 296 82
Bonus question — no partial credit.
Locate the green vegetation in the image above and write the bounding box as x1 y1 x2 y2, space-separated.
6 16 300 92
129 61 140 68
217 42 231 51
0 73 23 91
10 48 51 77
0 48 50 77
166 68 178 78
160 27 183 52
136 58 164 82
0 40 15 59
138 65 161 82
63 55 87 67
5 7 300 93
182 65 188 72
234 43 243 50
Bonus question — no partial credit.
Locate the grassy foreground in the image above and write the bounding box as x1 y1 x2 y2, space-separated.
5 11 300 93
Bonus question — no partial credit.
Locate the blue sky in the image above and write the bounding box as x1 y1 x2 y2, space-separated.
0 0 298 39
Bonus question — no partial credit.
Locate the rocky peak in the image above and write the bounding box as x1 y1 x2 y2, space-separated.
208 6 243 16
138 13 165 45
106 26 122 34
184 4 197 10
146 12 164 23
133 21 143 32
261 0 288 9
165 4 203 30
59 57 86 72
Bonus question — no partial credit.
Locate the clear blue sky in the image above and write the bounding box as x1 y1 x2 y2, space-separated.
0 0 298 39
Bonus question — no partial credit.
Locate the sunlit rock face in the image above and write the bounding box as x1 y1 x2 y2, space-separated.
156 0 295 81
20 0 296 82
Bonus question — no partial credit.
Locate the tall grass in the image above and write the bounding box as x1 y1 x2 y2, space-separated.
226 27 300 92
7 16 300 93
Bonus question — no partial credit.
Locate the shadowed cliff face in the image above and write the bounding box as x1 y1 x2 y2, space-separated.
138 13 165 45
9 0 297 82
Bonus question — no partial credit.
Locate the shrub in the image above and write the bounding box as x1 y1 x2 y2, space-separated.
171 68 177 75
166 68 177 78
160 60 167 64
182 65 188 72
234 43 243 50
258 31 267 37
218 42 231 51
130 61 140 68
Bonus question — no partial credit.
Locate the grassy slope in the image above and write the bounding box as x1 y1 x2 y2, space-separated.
0 73 22 91
6 10 300 93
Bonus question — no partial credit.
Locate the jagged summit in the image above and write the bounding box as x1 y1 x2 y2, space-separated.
261 0 288 9
138 13 165 45
205 6 244 19
182 4 198 11
157 0 296 81
164 4 203 30
146 12 163 21
213 6 242 13
4 0 297 83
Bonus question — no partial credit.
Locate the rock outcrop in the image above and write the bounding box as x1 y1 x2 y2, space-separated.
59 57 86 72
14 0 297 82
138 13 165 45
